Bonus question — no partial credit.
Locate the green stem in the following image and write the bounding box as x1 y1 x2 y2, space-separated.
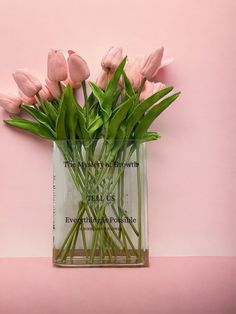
136 144 142 261
89 149 135 263
70 224 80 258
56 203 85 261
82 81 88 127
111 205 138 257
58 82 63 96
81 223 88 257
57 141 140 264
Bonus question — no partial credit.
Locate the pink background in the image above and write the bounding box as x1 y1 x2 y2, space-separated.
0 257 235 314
0 0 236 259
0 1 236 313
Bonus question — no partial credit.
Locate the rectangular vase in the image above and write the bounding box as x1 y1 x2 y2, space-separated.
53 139 149 267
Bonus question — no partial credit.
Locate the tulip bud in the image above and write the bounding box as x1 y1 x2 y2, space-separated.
47 49 68 81
101 47 123 72
45 78 61 98
153 82 166 93
140 47 164 82
139 81 166 101
0 92 21 114
39 85 53 100
63 77 81 89
160 57 174 70
96 70 109 90
125 57 144 91
68 51 90 83
13 68 42 97
139 81 154 101
18 89 35 105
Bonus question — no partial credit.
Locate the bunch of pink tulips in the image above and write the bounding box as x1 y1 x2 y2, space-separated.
0 46 172 115
0 45 180 266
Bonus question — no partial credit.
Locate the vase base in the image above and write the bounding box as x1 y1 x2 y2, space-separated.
53 249 149 268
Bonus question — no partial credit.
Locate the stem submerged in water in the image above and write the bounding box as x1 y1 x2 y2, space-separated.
136 144 142 261
55 140 144 265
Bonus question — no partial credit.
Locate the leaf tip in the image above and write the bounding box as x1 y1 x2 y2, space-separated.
3 119 11 124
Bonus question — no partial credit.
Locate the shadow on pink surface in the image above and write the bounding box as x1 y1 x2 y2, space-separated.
0 257 235 314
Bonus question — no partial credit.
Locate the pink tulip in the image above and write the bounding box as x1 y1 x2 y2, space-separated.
47 49 68 82
96 70 109 90
18 89 35 105
39 85 53 100
153 82 166 93
140 47 164 82
0 93 21 114
160 57 174 70
45 78 61 98
13 68 42 97
68 50 75 55
67 51 90 83
125 57 144 91
139 81 166 101
63 76 81 89
96 70 122 90
139 81 154 101
101 47 123 72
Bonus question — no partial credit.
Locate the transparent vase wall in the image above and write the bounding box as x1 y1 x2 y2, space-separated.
53 140 149 267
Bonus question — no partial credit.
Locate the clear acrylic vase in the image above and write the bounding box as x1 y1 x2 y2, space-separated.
53 139 149 267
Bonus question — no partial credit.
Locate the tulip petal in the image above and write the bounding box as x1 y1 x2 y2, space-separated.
160 57 174 69
47 49 68 82
68 53 90 82
0 92 22 114
13 68 42 97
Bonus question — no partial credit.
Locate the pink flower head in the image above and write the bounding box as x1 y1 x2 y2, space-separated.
101 47 123 72
67 51 90 83
18 89 35 105
45 78 61 98
125 57 144 91
63 77 81 89
13 68 42 97
0 92 22 114
39 85 53 100
47 49 68 82
139 81 154 101
160 57 174 70
140 46 164 82
96 70 110 90
153 82 166 93
139 81 166 101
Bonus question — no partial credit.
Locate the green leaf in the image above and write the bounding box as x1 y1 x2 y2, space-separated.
89 82 109 121
111 90 122 111
65 86 78 140
43 101 58 124
108 124 126 161
106 57 127 93
56 85 86 140
126 87 174 138
135 92 181 139
21 105 56 137
4 117 55 139
87 91 96 108
21 104 50 124
88 116 103 135
142 132 160 142
89 82 105 105
56 89 67 139
107 97 134 140
122 71 135 97
87 104 98 126
76 107 90 142
102 58 127 128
